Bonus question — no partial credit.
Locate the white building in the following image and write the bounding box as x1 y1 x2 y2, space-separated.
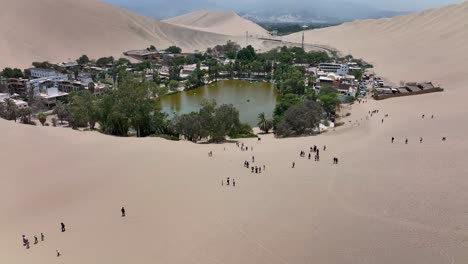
0 93 28 109
318 63 349 76
27 74 68 96
28 68 63 79
39 88 69 106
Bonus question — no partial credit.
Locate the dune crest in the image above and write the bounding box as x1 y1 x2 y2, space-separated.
163 10 269 37
0 0 239 69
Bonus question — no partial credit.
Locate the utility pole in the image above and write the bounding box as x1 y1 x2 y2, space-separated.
301 25 308 50
302 31 305 50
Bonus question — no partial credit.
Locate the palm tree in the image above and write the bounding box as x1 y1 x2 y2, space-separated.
5 98 17 122
257 112 273 134
38 112 47 126
54 101 68 125
18 108 31 124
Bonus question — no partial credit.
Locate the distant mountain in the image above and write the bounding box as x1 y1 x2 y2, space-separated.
102 0 407 23
237 1 407 23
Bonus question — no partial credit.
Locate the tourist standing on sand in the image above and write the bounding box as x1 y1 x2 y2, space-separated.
121 207 126 217
292 162 295 168
420 137 423 143
41 233 45 241
324 145 327 151
56 250 61 257
61 222 66 232
34 235 38 244
391 137 395 143
252 156 255 163
22 235 28 247
405 139 408 144
233 179 236 187
308 153 311 160
227 177 230 186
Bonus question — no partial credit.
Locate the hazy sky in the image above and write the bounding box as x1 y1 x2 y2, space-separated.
106 0 465 12
351 0 464 11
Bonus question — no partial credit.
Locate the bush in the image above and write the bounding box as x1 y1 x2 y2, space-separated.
150 134 180 141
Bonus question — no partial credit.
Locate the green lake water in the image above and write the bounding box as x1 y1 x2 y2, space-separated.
157 80 279 127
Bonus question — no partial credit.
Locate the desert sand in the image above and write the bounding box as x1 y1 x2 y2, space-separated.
2 1 468 264
163 10 269 37
0 0 243 69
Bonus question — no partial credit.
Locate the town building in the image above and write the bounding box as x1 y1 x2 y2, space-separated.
26 68 63 79
0 93 28 109
39 88 69 107
57 80 86 93
27 74 68 96
318 63 349 76
7 78 28 95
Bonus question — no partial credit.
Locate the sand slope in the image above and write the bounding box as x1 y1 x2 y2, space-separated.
0 0 240 69
287 1 468 86
164 10 269 37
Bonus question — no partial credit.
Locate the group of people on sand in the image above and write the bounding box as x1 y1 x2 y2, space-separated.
294 144 340 167
244 157 265 174
22 208 126 257
223 177 236 187
236 142 253 152
22 233 45 249
389 114 447 144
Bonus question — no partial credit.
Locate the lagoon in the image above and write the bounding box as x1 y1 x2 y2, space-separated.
157 80 279 127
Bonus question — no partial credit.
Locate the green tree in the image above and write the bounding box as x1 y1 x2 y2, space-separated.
351 69 363 81
318 86 340 117
32 61 53 69
54 101 69 124
257 112 273 134
1 68 24 78
76 55 90 66
168 80 179 90
38 112 47 126
88 82 96 94
96 56 114 67
166 46 182 54
275 100 322 137
18 108 32 124
237 45 256 62
4 98 17 122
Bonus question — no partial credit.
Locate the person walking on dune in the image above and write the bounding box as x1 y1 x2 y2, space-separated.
61 222 66 232
34 235 38 244
121 207 126 217
420 137 423 143
391 137 395 143
41 233 45 241
405 139 408 144
22 235 29 247
292 162 295 168
227 177 230 186
233 179 236 187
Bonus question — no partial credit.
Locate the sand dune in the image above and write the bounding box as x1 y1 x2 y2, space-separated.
287 1 468 86
3 1 468 264
0 0 241 69
163 10 269 37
